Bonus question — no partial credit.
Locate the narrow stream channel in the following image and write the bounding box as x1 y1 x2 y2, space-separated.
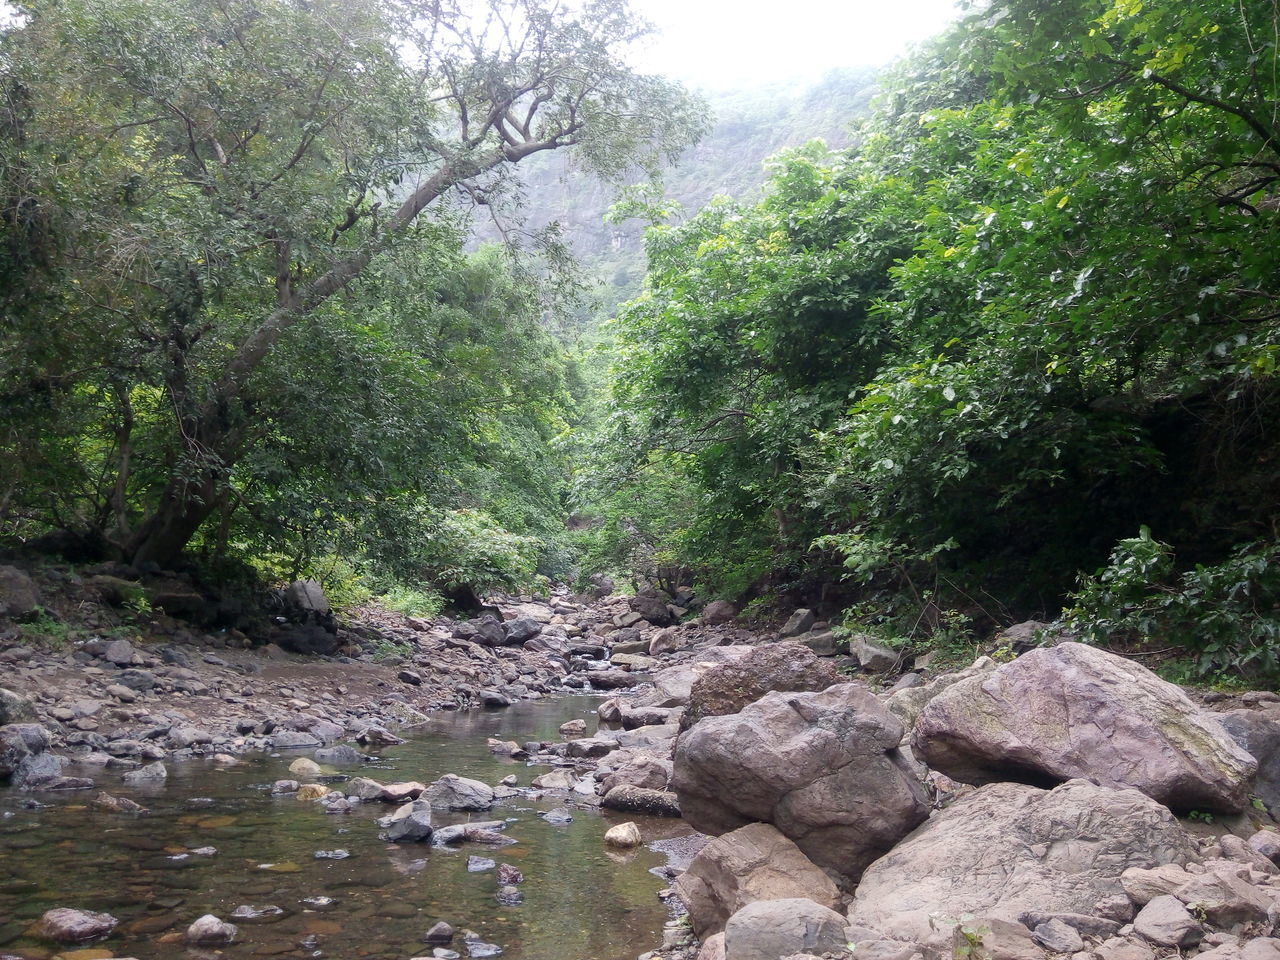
0 695 679 960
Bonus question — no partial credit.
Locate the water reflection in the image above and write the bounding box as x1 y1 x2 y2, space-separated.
0 696 677 960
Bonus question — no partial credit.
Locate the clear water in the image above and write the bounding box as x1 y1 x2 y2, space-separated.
0 696 678 960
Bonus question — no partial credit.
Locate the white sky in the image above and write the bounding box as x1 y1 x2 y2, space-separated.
625 0 963 90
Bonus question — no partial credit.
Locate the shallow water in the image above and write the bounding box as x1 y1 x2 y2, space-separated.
0 696 677 960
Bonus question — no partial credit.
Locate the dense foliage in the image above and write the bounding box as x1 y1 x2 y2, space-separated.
0 0 703 597
583 0 1279 674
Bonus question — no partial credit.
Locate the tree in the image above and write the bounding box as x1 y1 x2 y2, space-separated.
0 0 705 567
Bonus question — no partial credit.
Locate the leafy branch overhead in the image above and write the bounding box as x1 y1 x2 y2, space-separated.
0 0 706 569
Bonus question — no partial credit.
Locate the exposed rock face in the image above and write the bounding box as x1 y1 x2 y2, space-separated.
849 780 1198 943
913 643 1257 812
680 642 843 731
672 683 929 879
722 898 849 960
674 822 842 938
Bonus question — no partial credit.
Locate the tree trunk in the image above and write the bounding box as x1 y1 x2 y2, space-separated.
124 475 223 569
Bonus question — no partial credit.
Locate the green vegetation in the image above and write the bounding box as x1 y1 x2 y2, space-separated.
0 0 703 601
4 0 1278 680
577 0 1280 677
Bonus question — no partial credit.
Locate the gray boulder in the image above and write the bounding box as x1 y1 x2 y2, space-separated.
680 641 842 731
848 635 899 672
34 907 118 943
0 565 40 619
913 642 1257 812
849 779 1197 943
0 688 35 726
382 799 434 842
886 656 998 732
779 609 815 638
702 600 737 625
1215 706 1280 816
630 595 675 627
503 617 542 645
722 898 848 960
425 774 494 811
672 683 928 880
674 822 841 937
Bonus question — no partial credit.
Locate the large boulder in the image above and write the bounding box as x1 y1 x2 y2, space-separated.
672 683 929 880
424 774 494 811
702 600 738 625
680 641 843 731
674 822 842 938
0 565 40 620
913 642 1257 812
722 898 849 960
630 595 676 627
1214 706 1280 817
849 779 1197 943
0 688 35 726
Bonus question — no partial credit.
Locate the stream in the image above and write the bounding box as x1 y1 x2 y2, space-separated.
0 695 680 960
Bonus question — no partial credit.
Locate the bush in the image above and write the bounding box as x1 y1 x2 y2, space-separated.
1065 529 1280 679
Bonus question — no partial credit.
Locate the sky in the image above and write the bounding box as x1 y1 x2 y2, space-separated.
625 0 963 91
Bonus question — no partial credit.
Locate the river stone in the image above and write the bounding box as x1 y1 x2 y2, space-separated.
679 642 843 731
604 821 642 848
674 822 841 938
722 898 848 960
425 774 494 811
383 799 434 842
186 914 237 944
672 683 928 879
34 908 118 943
601 784 681 816
424 921 455 943
1132 895 1202 947
288 757 322 778
272 730 322 749
0 688 35 726
345 777 388 801
913 642 1257 812
315 744 363 765
848 779 1197 943
122 761 167 782
599 754 672 794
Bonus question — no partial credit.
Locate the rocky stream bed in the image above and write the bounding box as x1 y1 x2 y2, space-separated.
5 563 1280 960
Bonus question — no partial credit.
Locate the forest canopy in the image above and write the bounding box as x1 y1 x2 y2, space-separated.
577 0 1280 677
0 0 704 594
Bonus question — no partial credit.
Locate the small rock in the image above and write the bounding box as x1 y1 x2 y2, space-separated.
424 921 455 944
466 941 503 958
495 884 523 905
497 863 523 884
604 821 642 848
466 856 496 872
1032 918 1085 954
271 779 300 794
186 914 238 944
539 807 573 824
559 718 587 737
314 849 349 859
